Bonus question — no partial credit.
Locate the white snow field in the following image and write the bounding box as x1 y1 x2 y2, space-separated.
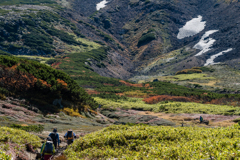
194 30 219 56
204 48 233 66
177 15 206 39
96 0 109 10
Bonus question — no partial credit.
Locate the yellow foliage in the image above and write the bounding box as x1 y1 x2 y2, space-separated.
0 94 6 100
65 125 240 159
123 91 148 98
176 69 202 75
63 108 84 117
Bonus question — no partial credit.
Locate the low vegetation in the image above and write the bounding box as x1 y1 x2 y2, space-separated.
10 124 44 133
0 9 92 55
0 55 98 112
0 0 56 5
137 33 156 46
176 67 215 75
65 125 240 159
176 68 202 75
94 97 240 115
0 150 11 160
0 127 41 159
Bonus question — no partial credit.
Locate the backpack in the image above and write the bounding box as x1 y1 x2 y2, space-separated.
67 131 73 140
50 133 57 143
44 141 53 153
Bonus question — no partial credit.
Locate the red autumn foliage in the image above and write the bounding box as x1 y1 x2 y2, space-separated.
143 95 198 104
120 80 143 87
86 89 101 95
57 79 68 87
0 65 51 92
51 62 62 68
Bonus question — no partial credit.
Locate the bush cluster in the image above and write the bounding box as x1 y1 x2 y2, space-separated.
0 9 86 55
175 69 202 75
10 124 44 133
0 0 56 5
65 125 240 159
137 33 156 46
92 93 127 101
0 55 98 111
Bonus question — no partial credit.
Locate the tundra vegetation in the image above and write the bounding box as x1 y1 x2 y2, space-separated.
0 127 41 159
65 125 240 159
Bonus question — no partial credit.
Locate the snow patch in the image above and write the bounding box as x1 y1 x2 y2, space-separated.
177 15 206 39
166 57 175 62
194 30 219 56
96 0 109 10
204 48 233 66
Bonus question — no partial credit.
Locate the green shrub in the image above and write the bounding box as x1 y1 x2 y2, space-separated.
0 150 10 160
47 27 81 45
200 66 215 72
65 125 240 159
0 55 99 110
137 33 156 46
92 93 127 101
45 59 57 65
10 124 44 133
0 0 56 5
22 33 54 54
0 50 11 56
175 69 203 75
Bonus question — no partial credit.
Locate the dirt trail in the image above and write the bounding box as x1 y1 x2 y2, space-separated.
139 111 240 127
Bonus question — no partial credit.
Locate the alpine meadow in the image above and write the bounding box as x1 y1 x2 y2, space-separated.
1 0 240 159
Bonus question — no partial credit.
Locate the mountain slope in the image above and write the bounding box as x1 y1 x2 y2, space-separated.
66 0 240 77
2 0 240 89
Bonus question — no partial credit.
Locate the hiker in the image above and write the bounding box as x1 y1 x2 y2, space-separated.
40 137 56 160
200 116 203 123
49 128 60 149
64 129 76 145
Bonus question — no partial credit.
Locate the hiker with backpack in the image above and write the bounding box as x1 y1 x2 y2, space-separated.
200 116 203 123
64 129 76 145
40 137 56 160
49 128 60 149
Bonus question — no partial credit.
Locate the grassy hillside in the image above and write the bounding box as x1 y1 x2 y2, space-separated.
0 127 41 159
65 125 240 159
0 55 98 112
0 0 56 5
95 97 240 115
0 1 101 56
56 48 126 88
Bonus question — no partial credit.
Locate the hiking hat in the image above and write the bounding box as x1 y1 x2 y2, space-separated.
47 136 52 141
53 128 57 133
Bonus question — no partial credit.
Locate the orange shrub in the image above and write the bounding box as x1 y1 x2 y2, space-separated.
143 95 195 104
57 79 67 87
175 69 202 75
120 80 143 87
